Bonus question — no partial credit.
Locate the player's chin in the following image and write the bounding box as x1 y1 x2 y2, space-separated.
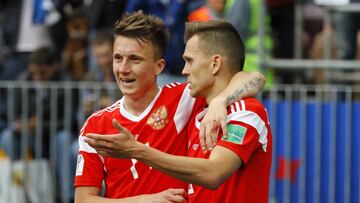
119 86 133 95
190 89 198 98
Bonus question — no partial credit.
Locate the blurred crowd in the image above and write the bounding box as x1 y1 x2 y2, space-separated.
0 0 359 202
0 0 360 160
0 0 359 85
0 0 359 161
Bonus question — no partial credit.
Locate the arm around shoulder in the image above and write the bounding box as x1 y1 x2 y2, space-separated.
199 71 265 150
217 71 265 106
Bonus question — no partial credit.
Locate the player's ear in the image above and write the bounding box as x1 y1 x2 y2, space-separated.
211 55 222 75
155 58 165 75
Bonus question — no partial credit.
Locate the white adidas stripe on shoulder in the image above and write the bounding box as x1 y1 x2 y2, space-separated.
240 100 246 110
79 119 89 136
165 82 181 88
230 104 236 114
79 100 121 136
93 100 121 117
230 100 245 113
235 101 241 111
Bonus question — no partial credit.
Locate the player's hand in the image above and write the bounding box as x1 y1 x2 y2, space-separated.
199 97 227 152
84 119 138 158
139 188 188 203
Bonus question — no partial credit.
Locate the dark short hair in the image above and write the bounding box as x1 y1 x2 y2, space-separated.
114 11 169 60
184 20 245 72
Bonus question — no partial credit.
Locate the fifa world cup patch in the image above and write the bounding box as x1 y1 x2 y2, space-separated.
222 124 247 144
76 154 84 176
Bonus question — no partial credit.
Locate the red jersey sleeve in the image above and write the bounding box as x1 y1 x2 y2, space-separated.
217 99 270 165
217 121 261 165
74 116 104 188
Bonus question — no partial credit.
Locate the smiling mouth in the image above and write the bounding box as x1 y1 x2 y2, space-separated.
121 78 136 83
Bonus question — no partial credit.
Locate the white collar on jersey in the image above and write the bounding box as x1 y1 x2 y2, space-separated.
119 87 163 122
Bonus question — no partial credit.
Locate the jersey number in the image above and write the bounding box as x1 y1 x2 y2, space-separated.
130 142 151 179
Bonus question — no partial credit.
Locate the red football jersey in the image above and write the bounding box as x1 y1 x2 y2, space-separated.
187 98 272 203
74 83 206 198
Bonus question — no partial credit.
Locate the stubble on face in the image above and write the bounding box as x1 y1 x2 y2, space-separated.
183 36 214 99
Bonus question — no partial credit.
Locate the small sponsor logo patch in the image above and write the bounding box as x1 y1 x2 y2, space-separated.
192 144 199 150
76 154 84 176
222 124 247 144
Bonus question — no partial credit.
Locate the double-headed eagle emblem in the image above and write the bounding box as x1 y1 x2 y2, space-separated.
147 106 169 130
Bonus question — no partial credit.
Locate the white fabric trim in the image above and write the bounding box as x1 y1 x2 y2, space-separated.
227 110 268 152
119 88 162 122
78 136 97 153
240 100 246 111
79 100 121 136
235 102 241 111
165 82 181 88
195 108 208 129
230 104 235 114
174 84 196 133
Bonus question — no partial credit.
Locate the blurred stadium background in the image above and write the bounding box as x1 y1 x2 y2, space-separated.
0 0 359 203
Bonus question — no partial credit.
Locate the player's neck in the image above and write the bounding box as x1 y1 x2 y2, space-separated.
123 85 160 116
205 76 230 104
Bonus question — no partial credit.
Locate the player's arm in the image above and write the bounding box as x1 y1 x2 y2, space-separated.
75 186 187 203
136 145 241 190
85 120 242 190
76 121 187 203
216 71 265 106
200 71 265 151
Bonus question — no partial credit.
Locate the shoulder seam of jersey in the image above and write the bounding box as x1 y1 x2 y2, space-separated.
92 99 121 117
79 100 121 136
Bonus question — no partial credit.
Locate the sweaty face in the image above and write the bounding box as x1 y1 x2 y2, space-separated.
182 35 214 98
113 36 162 99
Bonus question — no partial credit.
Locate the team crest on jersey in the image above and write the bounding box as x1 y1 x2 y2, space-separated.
147 106 169 130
